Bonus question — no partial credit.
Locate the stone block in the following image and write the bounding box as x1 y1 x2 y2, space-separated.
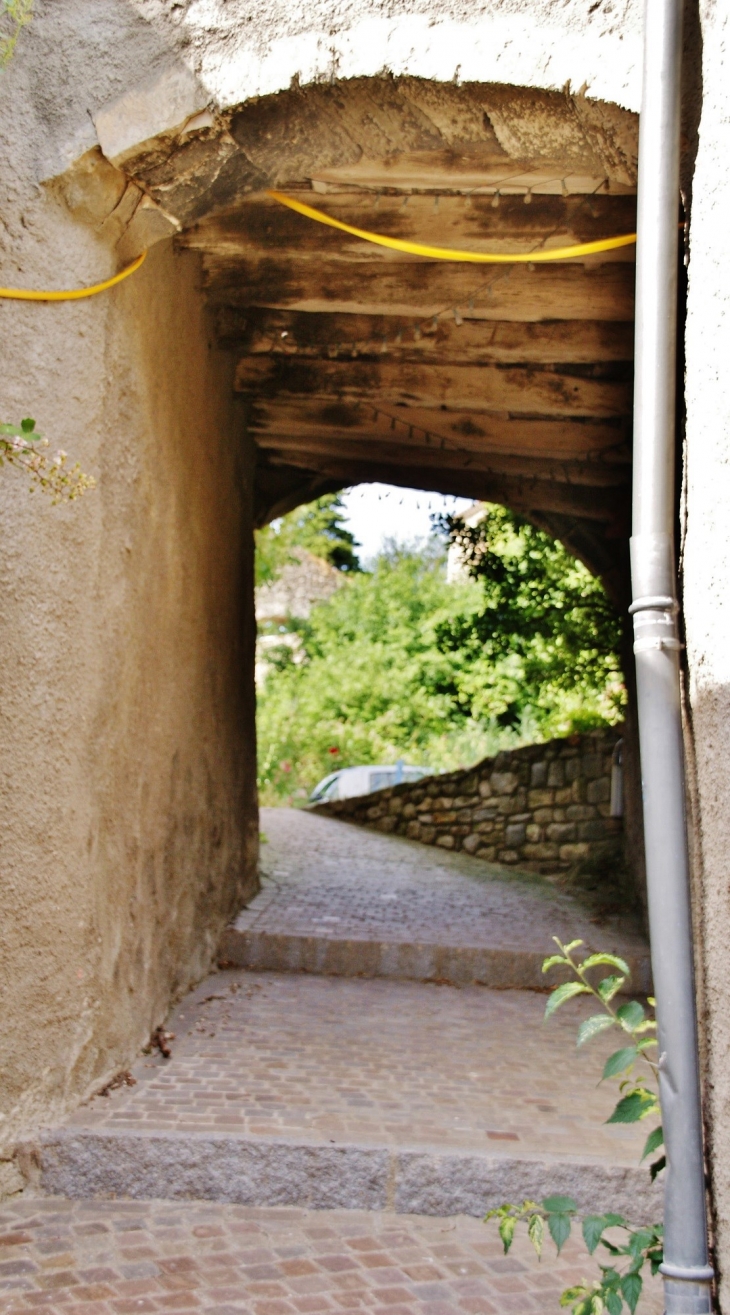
456 808 474 823
571 779 586 803
525 824 543 842
523 842 560 859
436 834 455 849
473 806 497 823
547 761 565 788
565 758 581 781
454 795 479 809
498 849 520 864
560 842 590 861
587 778 610 804
463 834 481 854
475 846 497 861
578 820 609 841
533 807 553 824
417 798 433 812
389 797 404 814
418 813 434 825
434 811 457 825
505 822 527 847
498 792 527 815
478 781 493 798
117 195 181 260
420 826 436 844
403 803 417 819
582 754 603 780
490 771 519 795
552 808 566 822
475 821 495 835
530 761 548 787
377 817 397 833
94 61 210 167
554 787 572 805
367 806 382 820
546 823 577 843
566 804 596 821
528 789 554 808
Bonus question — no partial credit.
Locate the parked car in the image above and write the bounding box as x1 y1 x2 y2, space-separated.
309 762 428 804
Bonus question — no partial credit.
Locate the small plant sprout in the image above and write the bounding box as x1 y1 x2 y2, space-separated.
0 0 33 68
484 938 664 1315
0 419 95 503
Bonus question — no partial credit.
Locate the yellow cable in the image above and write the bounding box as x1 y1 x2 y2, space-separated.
0 250 147 301
268 191 636 263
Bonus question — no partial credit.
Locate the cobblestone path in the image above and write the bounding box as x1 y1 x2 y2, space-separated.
220 810 650 991
0 1196 663 1315
14 808 660 1314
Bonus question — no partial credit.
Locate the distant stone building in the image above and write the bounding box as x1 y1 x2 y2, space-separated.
255 548 343 682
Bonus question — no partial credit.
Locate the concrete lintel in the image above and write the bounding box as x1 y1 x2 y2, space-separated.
94 60 212 168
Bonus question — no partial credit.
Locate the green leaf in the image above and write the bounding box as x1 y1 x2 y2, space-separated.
20 417 35 432
616 1001 645 1032
580 953 630 976
498 1215 516 1253
547 1212 572 1254
561 940 585 954
607 1090 657 1124
543 954 569 972
605 1292 622 1315
560 1286 588 1306
583 1215 609 1255
603 1047 638 1080
543 1195 578 1213
597 975 625 1003
641 1126 664 1160
545 981 590 1019
527 1212 544 1258
578 1014 616 1047
649 1155 666 1181
619 1271 642 1314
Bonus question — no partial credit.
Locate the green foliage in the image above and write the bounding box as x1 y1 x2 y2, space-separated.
0 0 32 68
255 494 361 586
436 505 625 736
256 539 522 802
0 419 95 501
484 937 664 1314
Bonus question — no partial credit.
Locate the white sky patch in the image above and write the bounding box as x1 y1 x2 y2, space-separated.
339 484 474 563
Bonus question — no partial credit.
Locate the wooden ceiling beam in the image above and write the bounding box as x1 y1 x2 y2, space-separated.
235 356 632 418
258 447 628 524
254 430 629 487
181 191 637 261
217 308 635 366
204 257 635 322
249 397 629 462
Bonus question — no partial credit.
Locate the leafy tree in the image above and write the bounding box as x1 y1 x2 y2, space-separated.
255 493 361 586
256 540 497 801
435 505 624 734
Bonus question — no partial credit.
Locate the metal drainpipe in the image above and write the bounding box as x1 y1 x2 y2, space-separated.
631 0 714 1311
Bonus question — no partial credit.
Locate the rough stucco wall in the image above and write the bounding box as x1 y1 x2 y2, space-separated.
683 0 730 1300
0 23 258 1164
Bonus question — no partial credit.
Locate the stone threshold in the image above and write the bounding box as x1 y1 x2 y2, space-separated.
30 1127 661 1221
218 926 653 993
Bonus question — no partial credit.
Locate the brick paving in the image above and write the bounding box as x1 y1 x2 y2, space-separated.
0 1196 664 1314
65 971 651 1167
220 811 649 991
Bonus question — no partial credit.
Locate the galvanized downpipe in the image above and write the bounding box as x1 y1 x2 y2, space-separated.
631 0 714 1311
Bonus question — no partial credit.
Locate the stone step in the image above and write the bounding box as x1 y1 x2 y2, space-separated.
27 969 661 1224
225 808 652 992
219 926 652 992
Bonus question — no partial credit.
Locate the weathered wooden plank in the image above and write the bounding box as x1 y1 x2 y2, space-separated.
235 356 632 418
181 191 636 262
217 309 635 365
204 256 635 322
248 397 630 461
259 446 628 522
254 430 630 487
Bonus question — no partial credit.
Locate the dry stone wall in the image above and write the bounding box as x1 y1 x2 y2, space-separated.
315 728 622 875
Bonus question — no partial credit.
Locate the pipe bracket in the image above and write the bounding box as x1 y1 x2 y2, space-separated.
633 635 684 653
660 1263 715 1283
629 595 679 615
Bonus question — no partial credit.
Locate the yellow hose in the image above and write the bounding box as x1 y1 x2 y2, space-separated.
268 190 636 263
0 250 147 301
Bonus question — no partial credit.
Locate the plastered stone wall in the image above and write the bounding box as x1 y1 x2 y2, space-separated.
316 728 622 876
0 21 259 1161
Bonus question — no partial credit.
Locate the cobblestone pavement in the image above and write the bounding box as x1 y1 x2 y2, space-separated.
0 1196 663 1314
251 808 645 955
67 970 648 1166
